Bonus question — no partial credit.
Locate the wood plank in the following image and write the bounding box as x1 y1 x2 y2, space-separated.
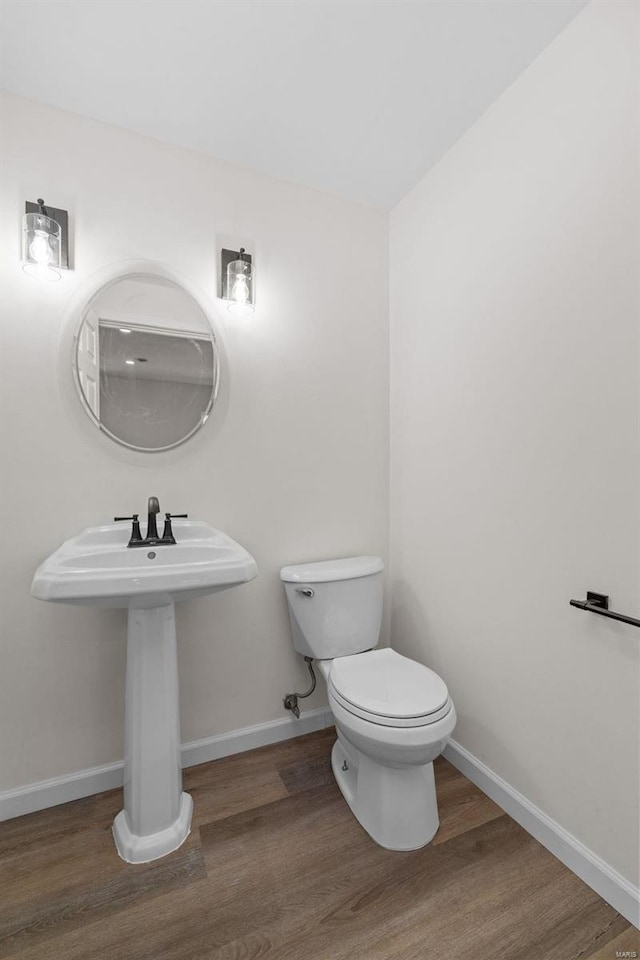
0 827 205 958
0 788 123 859
585 925 640 960
184 752 289 829
18 794 619 960
275 752 334 794
432 756 504 844
1 784 403 960
203 812 619 960
0 874 218 960
0 728 629 960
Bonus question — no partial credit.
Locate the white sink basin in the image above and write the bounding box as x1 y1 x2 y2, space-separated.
31 520 257 607
31 518 257 865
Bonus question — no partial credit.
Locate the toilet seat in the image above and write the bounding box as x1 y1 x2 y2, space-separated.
330 687 452 728
328 648 452 728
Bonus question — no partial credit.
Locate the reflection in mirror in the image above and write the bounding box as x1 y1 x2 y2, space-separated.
74 274 218 451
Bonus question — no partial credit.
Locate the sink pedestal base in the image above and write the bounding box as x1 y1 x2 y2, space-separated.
113 792 192 864
113 599 192 863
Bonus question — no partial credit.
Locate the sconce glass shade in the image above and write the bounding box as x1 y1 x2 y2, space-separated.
22 211 62 281
226 250 254 312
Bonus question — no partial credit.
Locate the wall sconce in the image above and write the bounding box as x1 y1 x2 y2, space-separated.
22 198 69 281
221 247 254 312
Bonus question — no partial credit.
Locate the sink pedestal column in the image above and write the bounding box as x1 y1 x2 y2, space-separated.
113 599 192 863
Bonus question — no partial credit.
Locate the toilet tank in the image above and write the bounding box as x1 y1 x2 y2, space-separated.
280 556 384 659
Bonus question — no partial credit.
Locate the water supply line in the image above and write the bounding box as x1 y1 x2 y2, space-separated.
283 657 316 719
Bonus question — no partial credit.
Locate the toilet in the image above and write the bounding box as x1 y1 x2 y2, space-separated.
280 556 456 851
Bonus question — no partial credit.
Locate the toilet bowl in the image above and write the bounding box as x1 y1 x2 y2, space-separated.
280 557 456 851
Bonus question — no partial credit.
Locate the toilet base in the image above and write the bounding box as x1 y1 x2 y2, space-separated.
331 732 440 851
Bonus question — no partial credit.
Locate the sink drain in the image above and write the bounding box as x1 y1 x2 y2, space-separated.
147 551 157 559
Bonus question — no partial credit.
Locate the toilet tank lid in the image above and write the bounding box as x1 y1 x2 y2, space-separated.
280 556 383 583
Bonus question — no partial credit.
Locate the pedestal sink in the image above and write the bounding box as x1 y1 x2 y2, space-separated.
32 520 258 863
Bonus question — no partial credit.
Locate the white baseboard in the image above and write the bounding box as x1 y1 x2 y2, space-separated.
444 739 640 930
0 706 334 823
0 761 125 822
181 706 333 768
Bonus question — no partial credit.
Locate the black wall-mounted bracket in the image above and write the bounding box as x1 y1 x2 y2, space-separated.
569 591 640 628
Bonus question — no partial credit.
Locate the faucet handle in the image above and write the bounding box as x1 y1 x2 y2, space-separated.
161 513 188 544
114 514 143 545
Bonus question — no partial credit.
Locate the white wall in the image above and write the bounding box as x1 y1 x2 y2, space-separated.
0 93 388 791
390 0 639 886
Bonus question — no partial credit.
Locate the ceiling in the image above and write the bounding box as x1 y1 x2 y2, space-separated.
0 0 588 208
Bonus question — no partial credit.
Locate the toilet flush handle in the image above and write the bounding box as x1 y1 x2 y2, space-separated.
296 587 315 598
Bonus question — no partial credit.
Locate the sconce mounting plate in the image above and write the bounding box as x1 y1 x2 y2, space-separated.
25 200 69 269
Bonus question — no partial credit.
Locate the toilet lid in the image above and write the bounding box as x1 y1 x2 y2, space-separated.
329 648 449 720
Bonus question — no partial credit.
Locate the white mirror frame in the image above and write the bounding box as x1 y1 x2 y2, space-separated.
65 260 222 453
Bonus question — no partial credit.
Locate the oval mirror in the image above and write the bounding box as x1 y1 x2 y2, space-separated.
73 272 219 452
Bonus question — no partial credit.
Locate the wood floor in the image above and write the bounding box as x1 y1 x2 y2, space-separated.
1 728 637 960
